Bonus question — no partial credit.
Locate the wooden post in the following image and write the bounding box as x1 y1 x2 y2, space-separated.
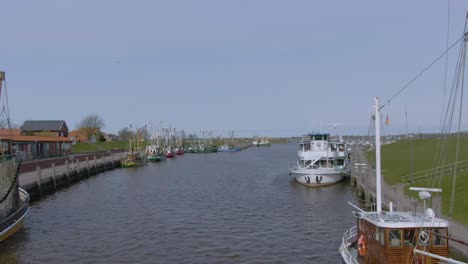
94 155 97 172
51 163 56 190
65 160 70 183
86 157 89 175
36 166 42 195
77 159 80 176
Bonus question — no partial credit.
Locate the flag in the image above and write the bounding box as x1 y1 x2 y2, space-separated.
385 114 390 125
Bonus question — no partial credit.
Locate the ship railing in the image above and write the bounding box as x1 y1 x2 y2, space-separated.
341 226 359 264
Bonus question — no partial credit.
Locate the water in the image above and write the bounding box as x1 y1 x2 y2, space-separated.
0 143 356 263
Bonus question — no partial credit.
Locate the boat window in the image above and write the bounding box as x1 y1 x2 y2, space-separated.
336 159 344 166
338 144 344 151
304 160 312 167
320 160 327 167
433 229 447 247
304 143 311 151
323 135 327 140
403 229 415 246
388 230 402 247
380 228 385 245
330 144 336 152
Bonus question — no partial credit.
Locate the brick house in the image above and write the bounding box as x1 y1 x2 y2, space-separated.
21 120 69 137
0 120 72 160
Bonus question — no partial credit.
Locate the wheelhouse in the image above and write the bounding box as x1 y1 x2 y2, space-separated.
355 211 449 263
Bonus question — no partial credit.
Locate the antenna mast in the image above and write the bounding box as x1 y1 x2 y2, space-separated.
374 97 382 214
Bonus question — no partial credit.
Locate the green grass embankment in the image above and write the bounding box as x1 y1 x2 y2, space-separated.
367 135 468 224
71 141 130 153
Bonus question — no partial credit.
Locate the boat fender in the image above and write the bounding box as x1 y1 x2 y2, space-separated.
358 235 367 256
419 231 429 244
316 175 322 183
305 176 311 184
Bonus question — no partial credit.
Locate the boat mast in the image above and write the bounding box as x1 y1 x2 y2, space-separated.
374 97 382 213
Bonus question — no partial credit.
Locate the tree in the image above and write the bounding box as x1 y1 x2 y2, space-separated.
117 127 133 141
77 114 105 141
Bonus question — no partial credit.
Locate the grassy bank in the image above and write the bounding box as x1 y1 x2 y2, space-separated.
71 141 129 153
367 135 468 224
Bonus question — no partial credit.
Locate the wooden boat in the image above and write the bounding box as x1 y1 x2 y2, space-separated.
122 137 147 168
339 98 460 264
0 71 30 242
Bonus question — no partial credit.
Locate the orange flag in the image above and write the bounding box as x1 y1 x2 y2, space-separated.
385 114 390 125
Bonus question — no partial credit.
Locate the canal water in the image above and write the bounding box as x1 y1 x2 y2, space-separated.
0 143 356 263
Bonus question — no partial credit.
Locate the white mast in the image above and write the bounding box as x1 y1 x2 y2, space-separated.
374 97 382 214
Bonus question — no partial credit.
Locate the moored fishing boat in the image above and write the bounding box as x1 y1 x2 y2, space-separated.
217 144 241 152
122 132 148 167
165 147 175 158
290 133 349 187
0 71 30 242
146 144 166 162
339 98 464 264
258 137 271 147
175 147 184 155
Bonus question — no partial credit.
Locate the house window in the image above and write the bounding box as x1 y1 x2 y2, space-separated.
433 229 447 246
375 227 380 241
389 230 402 247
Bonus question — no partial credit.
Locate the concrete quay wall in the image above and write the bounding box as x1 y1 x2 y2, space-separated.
19 152 126 200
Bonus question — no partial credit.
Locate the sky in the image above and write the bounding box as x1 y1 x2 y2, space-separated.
1 0 468 137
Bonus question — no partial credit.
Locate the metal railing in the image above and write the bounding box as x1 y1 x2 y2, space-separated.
340 226 359 264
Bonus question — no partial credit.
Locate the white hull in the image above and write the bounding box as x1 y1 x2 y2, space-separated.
291 169 345 187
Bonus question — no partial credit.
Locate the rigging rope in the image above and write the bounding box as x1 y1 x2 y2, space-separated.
379 32 467 111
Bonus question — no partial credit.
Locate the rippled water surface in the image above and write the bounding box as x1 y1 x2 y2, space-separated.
0 143 356 263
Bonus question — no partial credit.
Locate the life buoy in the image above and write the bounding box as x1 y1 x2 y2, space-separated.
419 231 429 244
358 235 367 256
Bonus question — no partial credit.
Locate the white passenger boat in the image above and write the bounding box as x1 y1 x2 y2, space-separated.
290 133 349 187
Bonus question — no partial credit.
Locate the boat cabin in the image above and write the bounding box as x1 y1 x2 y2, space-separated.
297 133 348 170
354 210 449 264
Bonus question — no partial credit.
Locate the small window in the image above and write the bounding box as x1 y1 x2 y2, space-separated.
433 229 447 246
404 230 415 246
389 230 402 247
375 227 380 241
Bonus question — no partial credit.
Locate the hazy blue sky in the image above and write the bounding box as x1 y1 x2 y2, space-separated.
1 0 467 137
